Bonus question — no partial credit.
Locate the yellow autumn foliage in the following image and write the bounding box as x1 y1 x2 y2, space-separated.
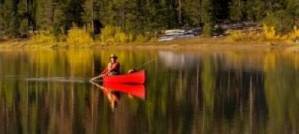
28 31 56 45
228 24 299 44
287 26 299 42
227 30 244 41
99 25 132 44
262 24 281 41
66 27 93 46
227 29 261 42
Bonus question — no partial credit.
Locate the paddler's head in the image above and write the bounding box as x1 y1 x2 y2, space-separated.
110 54 118 63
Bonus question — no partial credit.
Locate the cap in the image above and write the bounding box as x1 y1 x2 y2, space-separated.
110 54 118 59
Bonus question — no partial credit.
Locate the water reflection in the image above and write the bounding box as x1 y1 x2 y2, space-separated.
90 80 146 111
0 49 298 134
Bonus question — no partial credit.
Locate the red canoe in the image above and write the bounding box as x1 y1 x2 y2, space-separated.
103 70 146 84
103 83 146 99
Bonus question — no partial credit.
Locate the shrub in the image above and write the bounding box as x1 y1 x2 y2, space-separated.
99 25 134 44
202 23 214 36
263 10 294 33
114 32 129 43
262 24 281 41
135 34 149 42
227 29 261 42
227 30 243 41
29 31 56 44
100 25 119 43
288 26 299 42
66 27 93 46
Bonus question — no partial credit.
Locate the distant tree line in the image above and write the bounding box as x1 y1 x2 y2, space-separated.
0 0 298 38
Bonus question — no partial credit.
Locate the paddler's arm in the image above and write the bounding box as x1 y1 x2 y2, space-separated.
90 67 108 82
100 67 108 75
110 62 119 71
100 63 111 76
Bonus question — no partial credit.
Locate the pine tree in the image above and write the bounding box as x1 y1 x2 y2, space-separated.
36 0 54 31
0 0 298 38
182 0 201 26
52 0 66 35
0 0 10 37
9 0 21 37
82 0 93 29
64 0 84 29
229 0 243 22
18 0 29 35
244 0 265 21
201 0 215 35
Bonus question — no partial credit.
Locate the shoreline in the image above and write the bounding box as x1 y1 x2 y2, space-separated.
0 37 298 52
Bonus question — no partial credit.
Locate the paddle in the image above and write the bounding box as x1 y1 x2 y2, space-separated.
26 77 88 83
89 78 103 88
89 75 104 83
135 58 156 70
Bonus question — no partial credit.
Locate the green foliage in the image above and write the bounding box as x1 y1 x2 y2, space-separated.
201 0 215 36
182 0 201 26
229 0 244 21
263 10 295 33
0 0 298 39
64 0 84 29
203 23 214 36
0 1 10 37
245 0 266 21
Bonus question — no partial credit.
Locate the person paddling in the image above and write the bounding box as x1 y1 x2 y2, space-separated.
90 54 120 82
101 54 120 76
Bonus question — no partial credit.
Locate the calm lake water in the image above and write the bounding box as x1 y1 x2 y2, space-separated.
0 49 298 134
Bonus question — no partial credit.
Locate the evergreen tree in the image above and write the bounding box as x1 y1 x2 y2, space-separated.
244 0 265 21
201 0 215 35
52 0 66 35
0 0 10 37
9 0 20 37
229 0 243 21
182 0 201 26
18 0 29 35
35 0 53 30
64 0 84 29
0 0 298 38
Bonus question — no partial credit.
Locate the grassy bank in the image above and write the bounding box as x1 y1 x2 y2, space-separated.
0 25 299 50
0 37 296 50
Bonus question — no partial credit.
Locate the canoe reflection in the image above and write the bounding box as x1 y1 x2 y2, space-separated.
103 83 146 100
91 82 146 110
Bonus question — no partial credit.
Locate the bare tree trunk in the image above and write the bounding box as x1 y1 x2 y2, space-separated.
177 0 182 25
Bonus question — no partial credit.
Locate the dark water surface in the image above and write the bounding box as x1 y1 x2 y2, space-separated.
0 49 298 134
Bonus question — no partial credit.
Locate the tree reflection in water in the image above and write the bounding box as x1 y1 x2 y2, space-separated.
0 50 298 134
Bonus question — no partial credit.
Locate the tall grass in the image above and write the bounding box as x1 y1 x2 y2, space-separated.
228 24 299 44
99 25 133 44
98 25 155 44
28 31 56 45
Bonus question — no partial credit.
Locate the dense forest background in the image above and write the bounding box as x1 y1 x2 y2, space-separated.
0 0 298 38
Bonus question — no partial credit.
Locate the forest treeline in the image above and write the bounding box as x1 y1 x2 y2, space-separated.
0 0 298 39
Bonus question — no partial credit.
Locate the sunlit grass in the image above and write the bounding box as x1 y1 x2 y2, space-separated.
228 24 299 44
99 25 132 44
